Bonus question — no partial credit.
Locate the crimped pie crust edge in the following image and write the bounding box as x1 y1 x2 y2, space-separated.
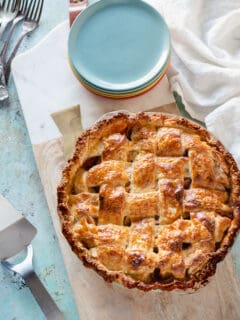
57 112 240 291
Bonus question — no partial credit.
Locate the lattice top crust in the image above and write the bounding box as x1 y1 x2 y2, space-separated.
58 112 240 291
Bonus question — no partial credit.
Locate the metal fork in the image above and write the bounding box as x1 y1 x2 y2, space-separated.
0 0 20 38
2 245 65 320
0 0 43 101
1 0 28 65
4 0 44 81
0 0 20 101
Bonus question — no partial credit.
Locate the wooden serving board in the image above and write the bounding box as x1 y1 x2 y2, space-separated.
31 104 240 320
12 13 240 320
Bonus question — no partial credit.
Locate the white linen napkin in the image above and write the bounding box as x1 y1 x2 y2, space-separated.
159 0 240 123
205 103 240 165
156 0 240 165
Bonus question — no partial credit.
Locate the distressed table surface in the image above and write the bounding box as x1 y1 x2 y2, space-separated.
0 1 79 319
1 1 240 320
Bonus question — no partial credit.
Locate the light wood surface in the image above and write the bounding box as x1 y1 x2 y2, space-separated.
31 103 240 320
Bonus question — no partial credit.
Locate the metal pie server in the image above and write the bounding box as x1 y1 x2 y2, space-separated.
0 195 65 320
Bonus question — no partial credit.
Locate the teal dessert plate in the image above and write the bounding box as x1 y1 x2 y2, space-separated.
68 0 171 93
69 51 171 94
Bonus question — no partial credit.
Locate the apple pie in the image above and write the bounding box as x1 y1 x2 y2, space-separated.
57 112 240 291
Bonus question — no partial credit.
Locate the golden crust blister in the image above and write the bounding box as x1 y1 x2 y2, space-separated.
57 112 240 291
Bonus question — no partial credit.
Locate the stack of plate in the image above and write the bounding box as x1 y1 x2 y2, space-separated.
68 0 171 99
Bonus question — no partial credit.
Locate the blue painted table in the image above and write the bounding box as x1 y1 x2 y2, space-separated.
1 1 240 320
0 1 79 319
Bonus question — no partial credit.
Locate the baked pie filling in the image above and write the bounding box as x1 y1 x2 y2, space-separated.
58 112 240 291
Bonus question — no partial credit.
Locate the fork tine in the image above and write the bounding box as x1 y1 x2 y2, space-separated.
38 0 44 22
22 0 28 14
2 0 6 10
10 0 15 11
18 0 22 11
6 0 12 11
17 0 21 10
2 0 6 8
24 0 31 18
19 0 24 12
34 0 43 22
0 0 5 10
8 0 14 11
11 0 18 12
32 0 40 21
14 0 20 12
32 0 39 21
26 0 36 20
3 0 7 10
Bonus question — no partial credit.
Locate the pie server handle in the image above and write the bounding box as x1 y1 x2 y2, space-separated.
2 245 65 320
25 270 65 320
